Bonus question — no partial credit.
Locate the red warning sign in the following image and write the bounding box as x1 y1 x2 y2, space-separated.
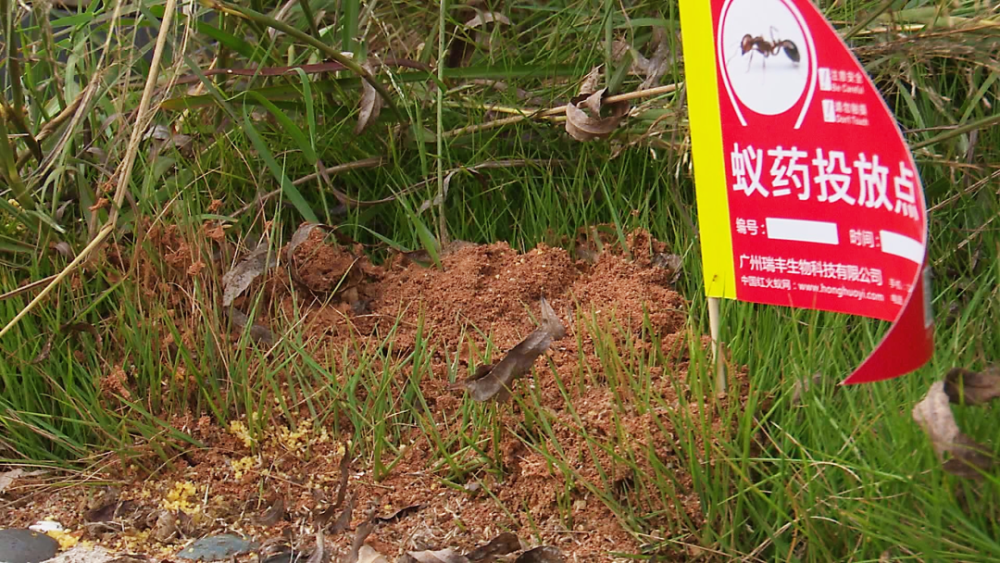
680 0 933 384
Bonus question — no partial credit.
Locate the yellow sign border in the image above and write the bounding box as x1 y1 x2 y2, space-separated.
679 0 737 298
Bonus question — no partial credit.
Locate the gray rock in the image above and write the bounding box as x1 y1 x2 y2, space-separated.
177 535 259 562
43 546 114 563
0 529 59 563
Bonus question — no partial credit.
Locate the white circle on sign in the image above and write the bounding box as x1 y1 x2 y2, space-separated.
720 0 810 116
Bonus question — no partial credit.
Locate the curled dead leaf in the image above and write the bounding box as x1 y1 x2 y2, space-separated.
31 337 54 364
455 297 565 402
356 545 389 563
52 241 74 259
613 27 672 89
151 510 178 542
912 381 993 479
253 497 285 527
466 532 521 562
329 493 354 535
316 447 351 529
790 373 822 407
304 528 328 563
374 503 423 524
222 241 277 307
944 366 1000 406
565 89 629 142
0 469 25 495
514 546 564 563
228 308 274 346
578 66 602 97
418 169 485 215
401 549 469 563
354 62 382 135
62 322 103 348
465 11 511 28
343 521 376 563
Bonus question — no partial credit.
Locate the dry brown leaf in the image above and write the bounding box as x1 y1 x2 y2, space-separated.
253 497 285 527
615 27 671 89
354 62 382 135
417 169 486 214
565 89 629 142
456 297 565 402
343 521 376 563
373 503 423 524
151 510 178 542
944 367 1000 406
222 241 277 307
316 448 351 528
31 337 54 364
0 469 24 495
356 546 389 563
329 493 354 535
53 241 74 259
578 66 602 97
288 223 326 256
465 11 511 28
912 381 993 479
466 532 521 562
790 373 822 407
333 444 351 509
32 323 103 364
228 308 274 346
63 322 103 348
514 546 564 563
304 528 328 563
447 11 513 68
401 549 469 563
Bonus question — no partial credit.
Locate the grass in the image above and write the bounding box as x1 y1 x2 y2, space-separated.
2 0 1000 560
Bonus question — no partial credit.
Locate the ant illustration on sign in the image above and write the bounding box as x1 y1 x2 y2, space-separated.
735 27 800 72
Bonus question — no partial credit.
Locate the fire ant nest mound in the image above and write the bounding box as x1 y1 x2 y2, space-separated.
3 227 748 561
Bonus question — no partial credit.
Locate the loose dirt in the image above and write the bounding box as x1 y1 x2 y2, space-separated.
1 227 746 562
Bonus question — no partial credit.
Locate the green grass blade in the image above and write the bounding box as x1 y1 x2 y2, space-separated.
247 92 317 164
241 109 318 223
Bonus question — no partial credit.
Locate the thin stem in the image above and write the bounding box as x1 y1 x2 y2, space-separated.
843 0 896 40
204 0 400 119
911 112 1000 150
436 0 447 244
0 107 32 210
442 82 681 139
298 0 322 42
